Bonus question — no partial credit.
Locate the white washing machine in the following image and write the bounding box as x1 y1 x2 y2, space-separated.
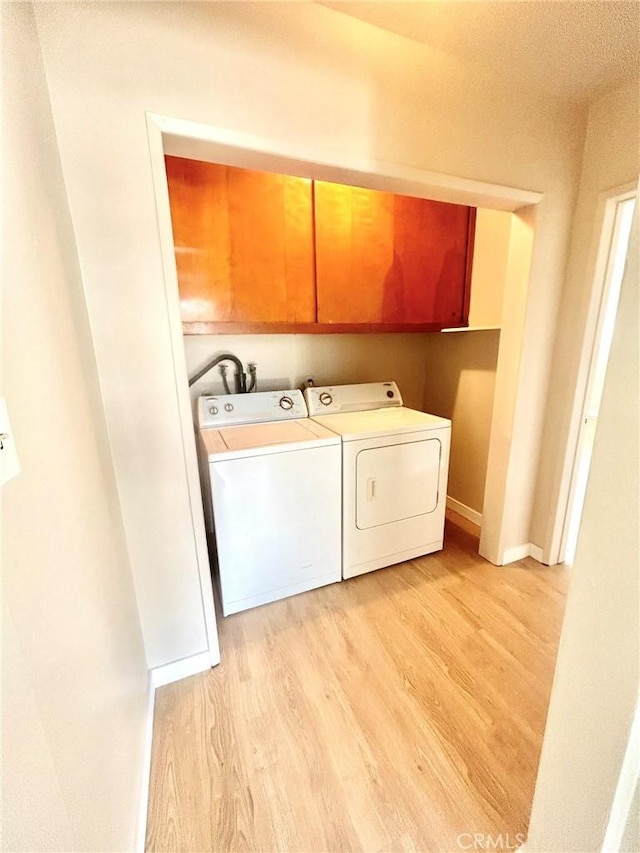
198 390 341 615
305 382 451 579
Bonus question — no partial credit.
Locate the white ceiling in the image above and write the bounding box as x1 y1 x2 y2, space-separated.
319 1 640 101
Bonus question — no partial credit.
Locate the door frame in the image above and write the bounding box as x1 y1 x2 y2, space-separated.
543 182 638 566
145 111 544 626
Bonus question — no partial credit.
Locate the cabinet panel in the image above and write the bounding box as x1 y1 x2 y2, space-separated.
165 156 315 324
315 181 474 326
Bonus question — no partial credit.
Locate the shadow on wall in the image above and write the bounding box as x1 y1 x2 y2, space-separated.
183 333 434 410
423 330 501 416
423 330 501 514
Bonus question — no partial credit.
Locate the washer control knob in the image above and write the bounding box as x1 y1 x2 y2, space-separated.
386 390 394 398
208 406 218 415
279 395 294 410
319 392 333 406
224 403 234 412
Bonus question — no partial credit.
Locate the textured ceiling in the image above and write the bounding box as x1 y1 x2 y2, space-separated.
319 1 640 100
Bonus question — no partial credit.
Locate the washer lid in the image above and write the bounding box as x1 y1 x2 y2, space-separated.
200 418 340 461
311 407 451 441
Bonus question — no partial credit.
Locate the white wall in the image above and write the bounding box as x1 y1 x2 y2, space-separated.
32 1 586 666
533 76 640 552
526 193 638 851
1 5 149 850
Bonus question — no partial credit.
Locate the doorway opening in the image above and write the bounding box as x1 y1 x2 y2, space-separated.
147 113 543 581
561 191 636 564
144 114 569 853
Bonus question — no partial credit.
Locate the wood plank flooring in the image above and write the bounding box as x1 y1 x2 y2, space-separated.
145 512 569 852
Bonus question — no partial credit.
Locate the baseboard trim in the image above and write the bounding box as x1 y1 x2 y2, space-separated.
150 650 211 689
529 544 544 562
502 543 544 565
446 496 482 527
136 676 155 853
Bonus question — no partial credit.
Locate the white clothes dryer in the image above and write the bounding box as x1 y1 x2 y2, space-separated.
305 382 451 579
198 390 341 615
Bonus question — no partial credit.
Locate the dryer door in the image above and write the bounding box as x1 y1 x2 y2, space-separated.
356 438 441 530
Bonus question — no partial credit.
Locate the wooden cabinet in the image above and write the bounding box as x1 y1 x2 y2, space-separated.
164 156 315 325
165 157 475 333
314 181 475 327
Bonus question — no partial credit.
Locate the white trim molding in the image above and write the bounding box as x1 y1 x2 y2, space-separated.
543 182 638 565
136 677 156 853
445 498 548 566
446 496 483 527
501 543 544 565
529 544 544 562
149 112 543 213
146 112 221 668
150 651 211 689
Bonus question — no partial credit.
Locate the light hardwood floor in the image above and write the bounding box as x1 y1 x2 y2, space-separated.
146 512 569 852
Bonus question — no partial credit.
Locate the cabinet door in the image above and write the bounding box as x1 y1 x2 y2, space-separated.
314 181 474 326
165 156 315 324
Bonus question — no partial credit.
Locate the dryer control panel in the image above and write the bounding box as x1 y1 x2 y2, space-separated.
305 382 403 416
198 389 307 429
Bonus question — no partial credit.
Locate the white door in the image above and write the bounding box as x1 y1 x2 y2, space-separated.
356 438 441 530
